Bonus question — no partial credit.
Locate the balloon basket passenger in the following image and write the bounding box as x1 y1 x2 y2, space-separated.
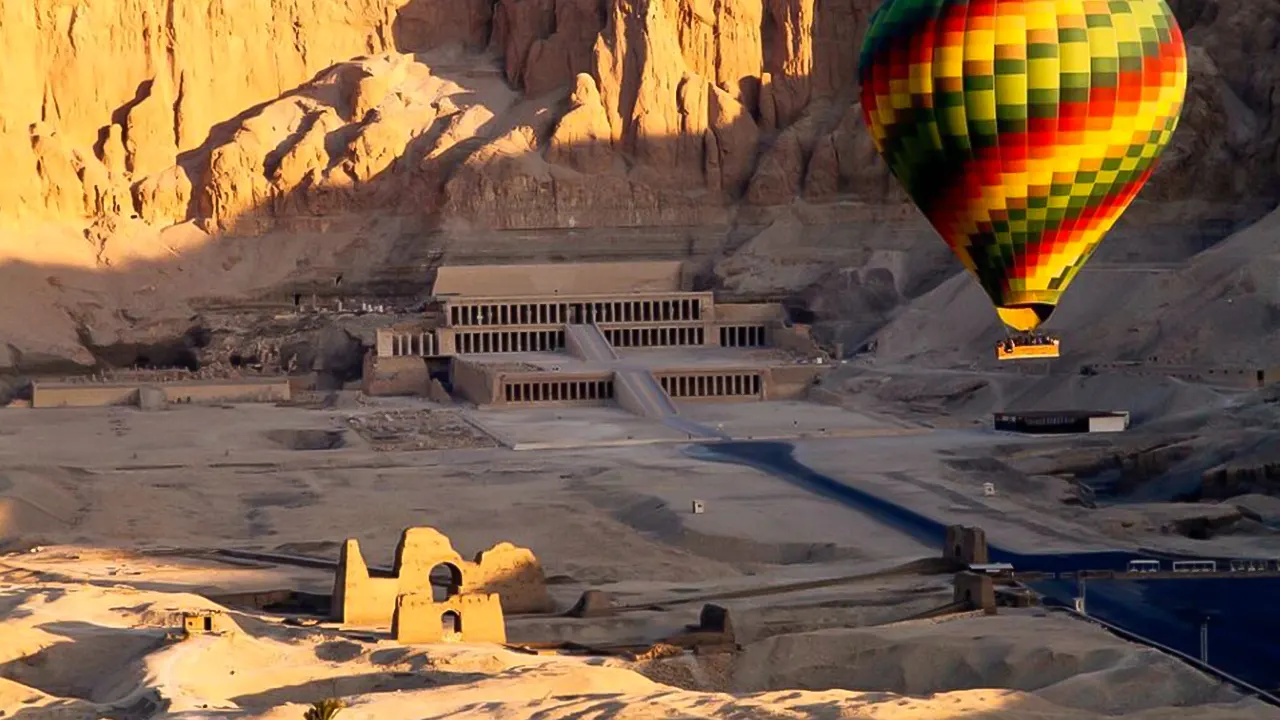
996 332 1061 361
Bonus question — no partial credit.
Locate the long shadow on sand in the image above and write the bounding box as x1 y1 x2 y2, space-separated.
229 668 499 711
689 440 1280 696
0 620 166 707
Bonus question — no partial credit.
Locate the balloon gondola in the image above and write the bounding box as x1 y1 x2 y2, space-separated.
857 0 1188 361
996 332 1060 361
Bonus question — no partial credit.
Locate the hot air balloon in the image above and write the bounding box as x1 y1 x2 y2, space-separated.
858 0 1188 360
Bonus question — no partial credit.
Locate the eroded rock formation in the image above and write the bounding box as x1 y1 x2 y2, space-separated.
5 0 1271 233
0 0 1278 368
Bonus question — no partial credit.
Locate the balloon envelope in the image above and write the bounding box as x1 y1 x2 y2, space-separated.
858 0 1188 332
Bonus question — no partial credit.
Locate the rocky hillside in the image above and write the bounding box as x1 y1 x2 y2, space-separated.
0 0 1278 368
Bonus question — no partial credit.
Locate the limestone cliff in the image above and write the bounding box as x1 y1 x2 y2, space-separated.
0 0 1278 369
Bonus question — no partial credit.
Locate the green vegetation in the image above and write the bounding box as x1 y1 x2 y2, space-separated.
304 698 346 720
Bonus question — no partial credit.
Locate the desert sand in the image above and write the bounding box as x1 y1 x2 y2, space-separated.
2 397 1277 719
0 572 1270 720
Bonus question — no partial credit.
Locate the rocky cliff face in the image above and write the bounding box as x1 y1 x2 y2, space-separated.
1 0 1278 368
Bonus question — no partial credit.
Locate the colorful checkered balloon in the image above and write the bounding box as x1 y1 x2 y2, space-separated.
858 0 1187 332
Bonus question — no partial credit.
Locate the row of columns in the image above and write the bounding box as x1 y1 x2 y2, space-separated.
605 326 705 348
660 373 762 398
456 330 566 354
449 298 703 327
390 333 435 357
719 325 768 348
504 380 614 403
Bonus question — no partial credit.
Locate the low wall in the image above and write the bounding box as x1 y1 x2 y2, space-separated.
766 365 829 400
713 302 783 323
32 378 291 408
1085 363 1280 389
32 384 138 408
452 358 499 405
163 380 291 404
432 261 685 296
771 324 825 357
364 355 431 397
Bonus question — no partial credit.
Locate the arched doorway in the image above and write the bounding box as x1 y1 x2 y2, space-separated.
441 610 461 636
430 563 463 602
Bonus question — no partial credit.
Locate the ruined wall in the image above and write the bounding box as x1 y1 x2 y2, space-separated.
392 591 506 644
765 364 827 400
451 358 499 405
363 355 431 396
953 572 996 614
713 303 783 323
31 378 290 408
943 525 989 567
770 324 825 358
332 526 553 627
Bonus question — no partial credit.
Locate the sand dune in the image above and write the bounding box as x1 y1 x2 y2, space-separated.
0 578 1272 720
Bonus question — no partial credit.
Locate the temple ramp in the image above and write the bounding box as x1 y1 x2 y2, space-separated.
614 368 725 439
565 324 618 363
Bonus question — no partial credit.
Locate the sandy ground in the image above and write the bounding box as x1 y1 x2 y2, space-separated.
2 397 1277 718
2 557 1273 720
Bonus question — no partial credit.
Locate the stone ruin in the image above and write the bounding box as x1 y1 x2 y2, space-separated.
943 525 998 614
178 609 239 639
332 526 554 645
952 572 998 614
943 524 990 566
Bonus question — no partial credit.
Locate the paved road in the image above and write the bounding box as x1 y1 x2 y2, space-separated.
690 440 1280 695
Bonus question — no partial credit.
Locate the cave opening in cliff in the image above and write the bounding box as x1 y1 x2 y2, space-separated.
782 299 816 325
86 325 211 374
130 347 200 372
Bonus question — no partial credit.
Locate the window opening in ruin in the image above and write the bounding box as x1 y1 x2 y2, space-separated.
441 610 461 635
430 563 463 601
203 616 213 632
954 544 962 559
229 353 244 368
293 293 302 307
334 274 343 287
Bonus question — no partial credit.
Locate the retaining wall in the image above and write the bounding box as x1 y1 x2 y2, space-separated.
32 379 291 408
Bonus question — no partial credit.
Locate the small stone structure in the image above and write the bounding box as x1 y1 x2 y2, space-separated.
137 385 168 411
944 525 990 566
333 526 553 644
392 591 507 644
953 572 997 614
181 610 238 638
362 353 433 396
566 590 615 618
